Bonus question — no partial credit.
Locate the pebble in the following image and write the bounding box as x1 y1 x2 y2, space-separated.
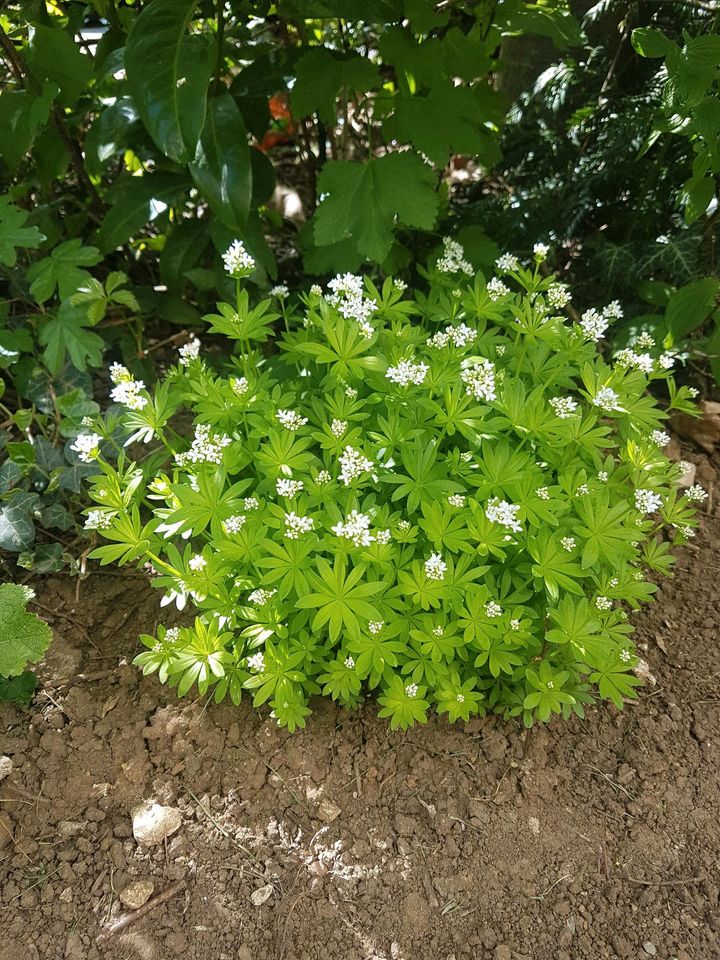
119 879 155 910
643 944 657 957
494 947 512 960
250 883 274 906
131 801 182 846
317 798 342 823
0 756 13 781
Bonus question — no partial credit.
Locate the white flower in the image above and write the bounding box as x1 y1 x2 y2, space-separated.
677 524 695 538
189 554 207 571
547 283 571 309
276 409 308 431
684 484 708 503
178 335 201 366
549 396 578 419
386 359 429 386
71 433 102 463
332 510 374 547
428 324 476 349
438 237 473 275
496 253 520 273
376 528 391 544
223 514 247 534
603 300 623 320
461 359 496 402
394 279 407 292
244 497 259 510
635 488 663 514
634 332 655 349
248 652 265 672
84 509 112 530
609 577 619 587
309 283 323 297
579 308 608 342
397 520 411 533
270 284 289 299
486 277 510 301
592 387 621 412
326 273 377 326
109 362 130 384
369 621 383 635
315 470 331 485
345 386 358 399
650 430 670 447
338 445 373 486
619 648 632 663
486 498 522 533
223 240 255 276
560 536 576 551
456 693 465 703
248 588 276 605
533 242 549 261
110 378 147 410
81 416 94 427
510 618 521 631
231 376 249 397
485 601 502 618
344 656 356 669
424 552 447 581
175 424 231 466
405 683 419 698
536 486 549 500
576 483 589 497
657 353 675 370
284 511 314 539
276 478 304 498
432 626 444 637
595 596 612 611
358 321 374 339
597 471 608 482
448 494 466 507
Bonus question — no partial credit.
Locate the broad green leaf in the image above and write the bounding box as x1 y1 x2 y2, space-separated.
0 584 52 677
38 303 105 373
125 0 213 163
26 239 101 303
85 96 140 177
26 25 94 107
96 172 192 253
0 491 39 552
666 277 720 339
0 195 45 267
292 49 380 124
314 152 440 262
631 28 674 59
189 93 253 232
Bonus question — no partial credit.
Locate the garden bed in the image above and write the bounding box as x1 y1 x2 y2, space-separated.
1 517 719 960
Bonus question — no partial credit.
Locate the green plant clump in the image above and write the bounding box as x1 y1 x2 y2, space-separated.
81 242 704 731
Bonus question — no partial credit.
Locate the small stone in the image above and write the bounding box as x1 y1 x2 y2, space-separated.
494 947 512 960
119 879 155 910
58 821 87 839
0 756 13 781
528 816 540 835
250 883 274 906
131 801 182 846
642 944 657 957
317 798 341 823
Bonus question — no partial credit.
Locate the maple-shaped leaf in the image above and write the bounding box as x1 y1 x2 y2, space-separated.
292 48 380 124
26 238 101 303
0 584 52 678
0 194 45 267
313 152 439 262
384 85 502 167
38 302 105 373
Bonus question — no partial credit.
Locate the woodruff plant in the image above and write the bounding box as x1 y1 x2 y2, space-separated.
78 240 703 731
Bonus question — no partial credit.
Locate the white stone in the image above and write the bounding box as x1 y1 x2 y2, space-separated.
250 883 274 906
119 879 155 910
0 756 13 781
131 801 182 846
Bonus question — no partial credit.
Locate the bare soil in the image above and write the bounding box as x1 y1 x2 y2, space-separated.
1 522 719 960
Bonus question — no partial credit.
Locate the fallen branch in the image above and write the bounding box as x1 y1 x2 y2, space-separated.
96 878 186 944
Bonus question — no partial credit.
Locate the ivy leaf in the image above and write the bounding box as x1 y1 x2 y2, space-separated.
313 152 439 262
0 584 52 677
38 303 105 374
0 491 39 552
26 239 101 303
125 0 213 163
292 49 380 124
0 194 46 267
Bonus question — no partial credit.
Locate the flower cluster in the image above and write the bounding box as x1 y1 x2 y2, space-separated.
175 424 232 466
386 359 429 386
223 240 255 277
461 359 496 402
109 364 147 410
332 510 374 546
437 237 473 275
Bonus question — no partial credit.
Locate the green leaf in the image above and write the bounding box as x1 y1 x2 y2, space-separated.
0 491 38 552
26 24 94 107
26 239 101 304
125 0 213 163
292 49 380 124
384 85 502 167
631 28 674 59
189 93 253 232
666 278 720 339
38 303 105 373
0 584 52 677
0 82 57 171
0 194 46 267
314 153 440 263
85 96 140 177
0 671 38 708
96 172 192 253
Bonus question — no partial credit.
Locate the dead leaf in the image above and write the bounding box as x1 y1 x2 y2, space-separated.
670 401 720 454
101 694 120 718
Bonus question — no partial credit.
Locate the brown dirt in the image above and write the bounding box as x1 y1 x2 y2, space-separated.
2 523 720 960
